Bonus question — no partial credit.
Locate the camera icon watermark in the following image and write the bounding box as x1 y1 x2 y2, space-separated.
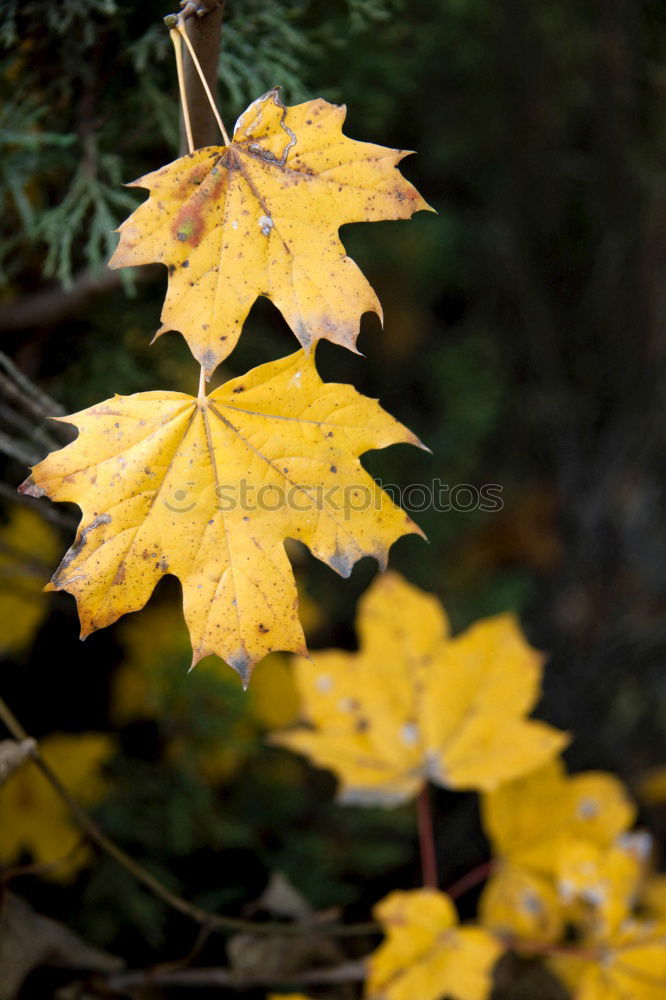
164 481 198 512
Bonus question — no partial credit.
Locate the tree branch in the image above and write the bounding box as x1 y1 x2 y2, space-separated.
0 266 160 334
104 958 367 992
0 696 379 941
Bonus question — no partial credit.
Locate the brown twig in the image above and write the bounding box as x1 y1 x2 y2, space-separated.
0 268 159 335
0 696 379 940
104 957 368 992
0 430 41 467
417 783 438 889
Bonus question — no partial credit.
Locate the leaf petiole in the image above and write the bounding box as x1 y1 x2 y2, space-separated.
170 28 195 154
176 22 231 146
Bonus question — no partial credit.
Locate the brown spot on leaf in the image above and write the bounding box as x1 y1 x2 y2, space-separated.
52 514 112 583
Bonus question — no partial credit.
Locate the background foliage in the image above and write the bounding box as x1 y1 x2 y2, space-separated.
1 0 665 997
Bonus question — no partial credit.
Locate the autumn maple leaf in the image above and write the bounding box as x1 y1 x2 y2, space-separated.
20 353 423 682
481 759 636 877
366 889 502 1000
559 920 666 1000
108 89 432 377
273 572 567 804
0 506 59 655
0 733 114 880
544 816 665 1000
479 759 637 945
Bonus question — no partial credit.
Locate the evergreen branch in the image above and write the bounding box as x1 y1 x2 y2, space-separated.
0 266 158 333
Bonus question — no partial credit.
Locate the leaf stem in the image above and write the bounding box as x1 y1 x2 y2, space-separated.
170 29 195 154
417 783 438 889
198 366 206 397
0 696 377 939
176 22 230 145
446 859 496 900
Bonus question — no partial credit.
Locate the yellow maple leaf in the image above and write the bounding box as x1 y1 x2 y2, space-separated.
109 89 431 377
273 572 566 804
0 732 114 880
479 864 564 945
113 599 300 731
366 888 501 1000
481 759 636 877
0 506 59 655
20 352 422 682
111 601 192 724
556 833 650 938
550 919 666 1000
479 759 637 947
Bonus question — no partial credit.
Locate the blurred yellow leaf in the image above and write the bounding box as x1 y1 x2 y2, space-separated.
109 89 431 377
267 996 312 1000
0 506 58 655
112 600 299 783
0 733 114 880
551 919 666 1000
479 759 639 951
479 865 563 946
274 572 566 805
556 833 650 937
481 759 636 877
366 888 501 1000
249 654 300 730
641 874 666 920
112 602 192 725
22 352 421 683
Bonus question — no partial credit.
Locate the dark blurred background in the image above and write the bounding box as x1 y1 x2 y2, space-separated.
0 0 665 996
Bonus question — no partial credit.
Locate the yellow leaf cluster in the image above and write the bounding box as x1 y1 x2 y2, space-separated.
21 352 422 682
0 732 114 880
23 87 429 676
476 758 666 999
110 89 431 377
274 572 567 804
479 758 638 945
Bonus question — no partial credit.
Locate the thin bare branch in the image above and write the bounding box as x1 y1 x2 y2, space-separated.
0 697 380 941
0 266 159 334
104 957 367 992
0 430 40 467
